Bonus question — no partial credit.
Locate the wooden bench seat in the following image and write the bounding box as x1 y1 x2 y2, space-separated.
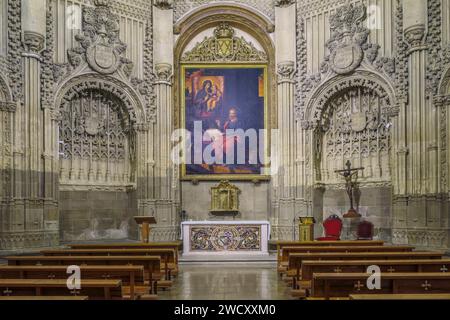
68 242 181 265
311 272 450 299
5 255 161 294
41 248 176 281
288 251 444 274
349 293 450 300
0 296 89 300
0 265 145 300
276 240 384 271
299 258 450 288
0 279 122 300
279 245 414 275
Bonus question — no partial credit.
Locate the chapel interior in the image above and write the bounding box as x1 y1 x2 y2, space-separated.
0 0 450 301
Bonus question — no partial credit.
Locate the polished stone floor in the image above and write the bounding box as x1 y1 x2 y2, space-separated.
159 262 291 300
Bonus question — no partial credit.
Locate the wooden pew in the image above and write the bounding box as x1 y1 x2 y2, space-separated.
276 240 384 273
280 245 414 275
41 248 175 282
0 279 122 300
68 242 181 266
311 272 450 299
0 265 145 300
0 296 89 300
289 251 444 277
349 293 450 300
5 255 161 294
289 251 444 293
296 258 450 291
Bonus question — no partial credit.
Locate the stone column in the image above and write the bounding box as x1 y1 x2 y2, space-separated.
150 1 178 241
396 0 428 245
6 0 58 249
273 0 297 240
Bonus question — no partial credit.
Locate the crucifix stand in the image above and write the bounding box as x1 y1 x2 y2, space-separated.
134 216 157 243
335 160 364 218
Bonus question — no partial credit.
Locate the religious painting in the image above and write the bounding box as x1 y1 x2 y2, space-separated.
181 65 269 180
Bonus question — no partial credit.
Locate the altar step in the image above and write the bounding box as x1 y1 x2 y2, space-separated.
179 253 277 263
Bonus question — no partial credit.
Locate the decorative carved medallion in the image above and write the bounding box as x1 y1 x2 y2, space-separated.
350 111 367 132
327 4 367 75
67 0 133 76
181 23 267 63
330 44 364 75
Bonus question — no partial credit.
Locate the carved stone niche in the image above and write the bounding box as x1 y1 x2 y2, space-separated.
210 180 241 215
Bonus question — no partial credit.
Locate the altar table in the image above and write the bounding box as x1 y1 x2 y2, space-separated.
181 221 270 256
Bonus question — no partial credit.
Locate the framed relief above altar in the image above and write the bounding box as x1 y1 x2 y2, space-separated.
180 64 269 180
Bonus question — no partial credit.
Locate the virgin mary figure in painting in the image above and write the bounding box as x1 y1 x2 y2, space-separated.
194 80 223 116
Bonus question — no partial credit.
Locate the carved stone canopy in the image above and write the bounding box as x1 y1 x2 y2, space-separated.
181 23 267 63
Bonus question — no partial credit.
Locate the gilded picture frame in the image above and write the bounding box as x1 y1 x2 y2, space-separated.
180 63 270 181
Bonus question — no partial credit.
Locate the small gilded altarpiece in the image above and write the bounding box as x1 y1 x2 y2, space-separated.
210 180 240 214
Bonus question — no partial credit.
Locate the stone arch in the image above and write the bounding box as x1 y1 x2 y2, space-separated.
304 71 397 129
304 71 396 184
55 74 146 124
173 3 276 129
55 74 146 187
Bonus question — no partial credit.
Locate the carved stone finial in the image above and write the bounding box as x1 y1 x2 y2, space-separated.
153 0 173 10
23 31 45 54
275 0 296 8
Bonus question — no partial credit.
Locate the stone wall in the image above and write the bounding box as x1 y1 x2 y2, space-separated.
60 190 138 242
181 181 270 221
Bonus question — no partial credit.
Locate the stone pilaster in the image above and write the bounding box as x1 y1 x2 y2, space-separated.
0 0 58 250
272 1 297 240
146 3 178 241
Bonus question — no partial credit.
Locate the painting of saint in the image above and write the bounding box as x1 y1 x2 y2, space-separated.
182 66 268 180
